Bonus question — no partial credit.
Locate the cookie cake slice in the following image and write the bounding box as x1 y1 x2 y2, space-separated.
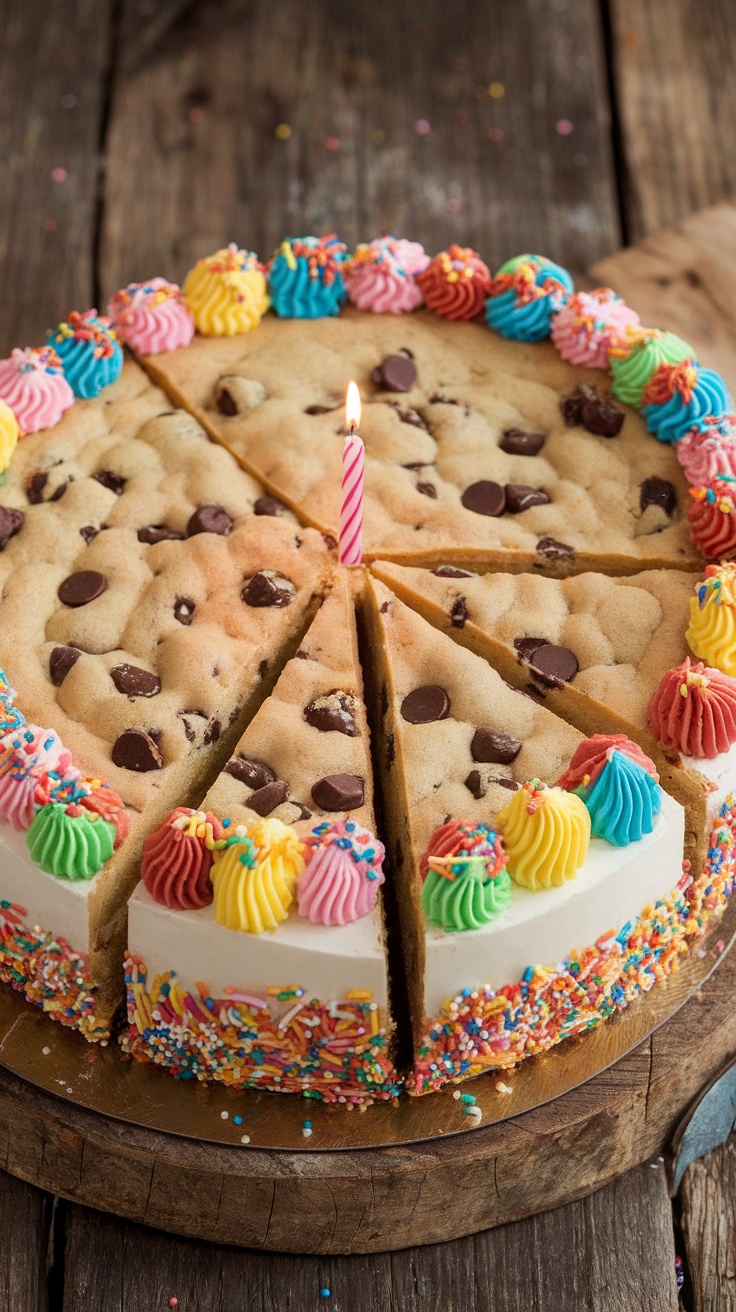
363 578 687 1094
0 359 334 1039
142 308 702 576
124 572 399 1103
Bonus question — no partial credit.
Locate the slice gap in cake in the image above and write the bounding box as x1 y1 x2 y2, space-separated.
362 577 687 1093
125 571 400 1102
141 311 702 576
0 362 335 1038
370 560 712 879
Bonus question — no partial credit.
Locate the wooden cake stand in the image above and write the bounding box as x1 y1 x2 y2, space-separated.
2 208 736 1253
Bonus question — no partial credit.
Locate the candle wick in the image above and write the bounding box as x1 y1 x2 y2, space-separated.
349 422 356 435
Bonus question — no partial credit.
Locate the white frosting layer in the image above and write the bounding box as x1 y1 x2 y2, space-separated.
682 743 736 825
423 790 685 1016
128 883 389 1010
0 818 92 951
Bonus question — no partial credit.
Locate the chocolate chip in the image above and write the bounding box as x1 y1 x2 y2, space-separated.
311 773 365 811
514 636 546 663
429 393 460 405
216 388 238 416
461 481 505 517
450 597 468 627
57 570 108 608
504 484 551 513
204 718 221 745
80 525 99 544
562 383 624 438
27 472 48 504
323 532 337 551
174 595 195 625
225 756 277 789
49 482 67 502
464 770 486 800
49 645 81 687
0 506 24 550
640 476 677 516
494 776 520 792
471 727 522 764
517 640 578 686
254 495 286 517
304 691 357 735
433 565 478 578
400 685 450 724
536 536 575 562
372 354 417 392
110 664 161 697
499 428 546 456
417 481 437 499
387 402 429 431
305 403 339 415
241 570 295 608
94 471 126 495
111 728 164 772
138 524 186 544
187 504 233 537
247 780 290 815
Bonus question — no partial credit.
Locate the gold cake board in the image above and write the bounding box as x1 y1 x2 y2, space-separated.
0 900 733 1252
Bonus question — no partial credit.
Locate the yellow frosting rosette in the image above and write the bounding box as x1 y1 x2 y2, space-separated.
0 398 20 473
686 564 736 678
212 817 305 933
183 243 269 336
497 780 590 890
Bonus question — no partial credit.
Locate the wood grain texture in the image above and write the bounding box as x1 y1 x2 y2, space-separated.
608 0 736 242
0 1169 51 1312
60 1161 677 1311
592 201 736 395
0 0 113 356
679 1134 736 1312
98 0 620 299
0 933 734 1255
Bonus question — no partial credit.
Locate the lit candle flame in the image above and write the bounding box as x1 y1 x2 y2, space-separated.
345 380 361 433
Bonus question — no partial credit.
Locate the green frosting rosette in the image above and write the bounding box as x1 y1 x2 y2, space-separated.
420 820 511 932
609 329 693 409
27 802 116 880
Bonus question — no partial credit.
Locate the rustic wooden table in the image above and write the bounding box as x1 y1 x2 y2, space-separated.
2 0 736 1306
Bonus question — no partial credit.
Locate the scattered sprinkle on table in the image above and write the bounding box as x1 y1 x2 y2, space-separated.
487 127 503 143
275 123 292 140
220 1110 229 1120
233 1114 243 1125
414 118 431 135
555 118 573 136
303 1119 313 1139
496 1081 514 1095
42 1046 50 1056
51 167 68 184
488 82 505 98
325 136 340 152
240 1134 251 1144
320 1289 331 1299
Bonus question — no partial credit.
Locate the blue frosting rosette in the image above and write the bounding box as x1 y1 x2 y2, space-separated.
47 310 123 398
268 235 348 318
573 750 661 846
641 359 732 444
486 253 573 342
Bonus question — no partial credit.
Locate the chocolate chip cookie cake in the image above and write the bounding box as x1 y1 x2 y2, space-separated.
0 238 735 1105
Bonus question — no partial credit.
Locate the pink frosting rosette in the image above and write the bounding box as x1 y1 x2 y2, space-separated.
551 288 641 369
0 723 78 830
297 819 385 926
0 347 74 434
344 237 430 314
107 278 195 354
676 414 736 486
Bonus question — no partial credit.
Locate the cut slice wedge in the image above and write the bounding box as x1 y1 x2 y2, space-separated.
371 560 710 877
362 577 686 1091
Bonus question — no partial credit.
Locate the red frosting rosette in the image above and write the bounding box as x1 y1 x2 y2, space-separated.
556 734 658 792
416 245 493 322
688 477 736 560
648 657 736 758
76 778 130 848
141 807 226 910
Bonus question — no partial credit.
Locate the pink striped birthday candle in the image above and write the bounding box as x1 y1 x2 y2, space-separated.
340 381 364 566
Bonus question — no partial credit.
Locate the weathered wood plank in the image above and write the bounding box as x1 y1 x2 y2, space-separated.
62 1162 677 1311
0 0 113 356
0 1169 51 1312
679 1133 736 1312
592 200 736 395
608 0 736 243
99 0 620 300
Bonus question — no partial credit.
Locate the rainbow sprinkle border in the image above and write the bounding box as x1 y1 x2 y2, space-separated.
409 796 736 1095
122 959 401 1106
0 899 108 1042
